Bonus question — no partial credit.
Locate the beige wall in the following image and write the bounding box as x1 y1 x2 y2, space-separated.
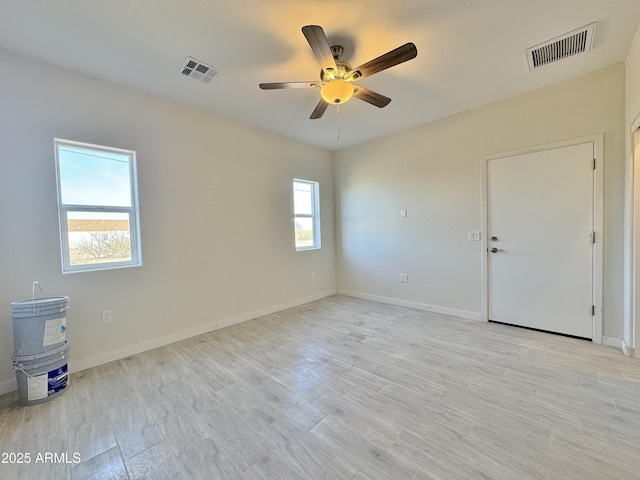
0 49 336 392
626 23 640 124
335 64 625 338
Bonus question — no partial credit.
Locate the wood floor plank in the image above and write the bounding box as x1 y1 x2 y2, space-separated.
18 398 69 457
392 426 529 480
377 382 477 435
464 382 582 434
314 385 433 438
545 427 640 477
0 392 23 454
240 447 307 480
310 414 417 480
261 416 358 480
144 382 213 456
109 396 165 461
125 440 187 480
215 381 278 432
70 446 127 480
66 405 118 463
200 401 275 472
176 437 242 480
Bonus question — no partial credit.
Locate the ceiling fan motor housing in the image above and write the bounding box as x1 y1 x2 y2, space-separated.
320 57 352 82
330 45 344 59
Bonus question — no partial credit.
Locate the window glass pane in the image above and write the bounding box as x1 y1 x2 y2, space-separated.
293 178 320 250
293 181 313 215
58 146 132 207
55 139 141 273
67 211 131 266
294 216 314 249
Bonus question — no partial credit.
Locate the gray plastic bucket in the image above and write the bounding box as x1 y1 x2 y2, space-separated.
13 342 70 406
11 296 69 356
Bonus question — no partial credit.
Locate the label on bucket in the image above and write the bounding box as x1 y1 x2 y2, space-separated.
25 364 68 401
48 364 68 395
27 374 48 401
43 317 66 346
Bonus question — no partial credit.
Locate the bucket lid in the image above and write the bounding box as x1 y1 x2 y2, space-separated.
13 341 70 364
12 296 69 309
12 296 69 315
12 305 68 318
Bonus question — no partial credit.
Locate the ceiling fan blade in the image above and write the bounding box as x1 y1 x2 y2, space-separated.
302 25 337 75
310 99 329 119
259 82 321 90
353 86 391 108
346 43 417 81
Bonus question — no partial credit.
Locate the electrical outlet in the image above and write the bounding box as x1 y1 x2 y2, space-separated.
101 310 112 324
399 273 408 283
311 271 316 279
400 209 407 218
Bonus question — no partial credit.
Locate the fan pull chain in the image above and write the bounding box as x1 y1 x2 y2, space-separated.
337 105 341 141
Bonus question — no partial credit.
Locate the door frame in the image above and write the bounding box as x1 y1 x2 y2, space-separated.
628 114 640 357
480 134 604 343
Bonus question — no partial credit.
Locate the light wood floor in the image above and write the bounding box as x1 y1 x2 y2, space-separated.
1 295 640 479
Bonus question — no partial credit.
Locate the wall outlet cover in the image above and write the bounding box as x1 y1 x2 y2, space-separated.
101 310 112 324
468 231 481 241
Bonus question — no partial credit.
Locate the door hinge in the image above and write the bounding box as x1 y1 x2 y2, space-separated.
593 158 596 170
592 305 595 316
591 232 596 244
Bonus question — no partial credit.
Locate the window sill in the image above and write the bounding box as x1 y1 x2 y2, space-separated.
295 246 321 252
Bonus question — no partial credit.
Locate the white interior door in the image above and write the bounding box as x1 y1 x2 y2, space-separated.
487 142 594 338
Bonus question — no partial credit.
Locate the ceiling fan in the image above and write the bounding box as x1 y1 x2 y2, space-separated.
259 25 418 119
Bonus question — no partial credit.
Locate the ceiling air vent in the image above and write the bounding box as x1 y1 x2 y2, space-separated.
179 56 219 83
526 23 596 71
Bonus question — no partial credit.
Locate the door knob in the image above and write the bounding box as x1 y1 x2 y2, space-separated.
490 247 503 253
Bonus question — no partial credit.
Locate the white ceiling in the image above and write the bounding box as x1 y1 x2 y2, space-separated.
1 1 639 151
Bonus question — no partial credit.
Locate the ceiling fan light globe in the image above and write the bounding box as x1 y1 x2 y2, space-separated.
320 79 354 104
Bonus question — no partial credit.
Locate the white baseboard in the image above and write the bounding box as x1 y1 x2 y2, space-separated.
337 289 483 322
64 289 336 375
621 337 635 358
602 335 622 349
0 378 17 396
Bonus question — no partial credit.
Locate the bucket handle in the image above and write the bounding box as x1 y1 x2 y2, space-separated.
31 281 43 313
14 364 37 378
14 354 67 378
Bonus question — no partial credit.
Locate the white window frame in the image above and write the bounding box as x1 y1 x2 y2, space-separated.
54 139 142 273
293 179 321 251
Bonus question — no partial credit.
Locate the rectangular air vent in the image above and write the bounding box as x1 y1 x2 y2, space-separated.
526 23 596 71
179 56 219 83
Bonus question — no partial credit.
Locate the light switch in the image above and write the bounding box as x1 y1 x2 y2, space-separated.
468 231 480 241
